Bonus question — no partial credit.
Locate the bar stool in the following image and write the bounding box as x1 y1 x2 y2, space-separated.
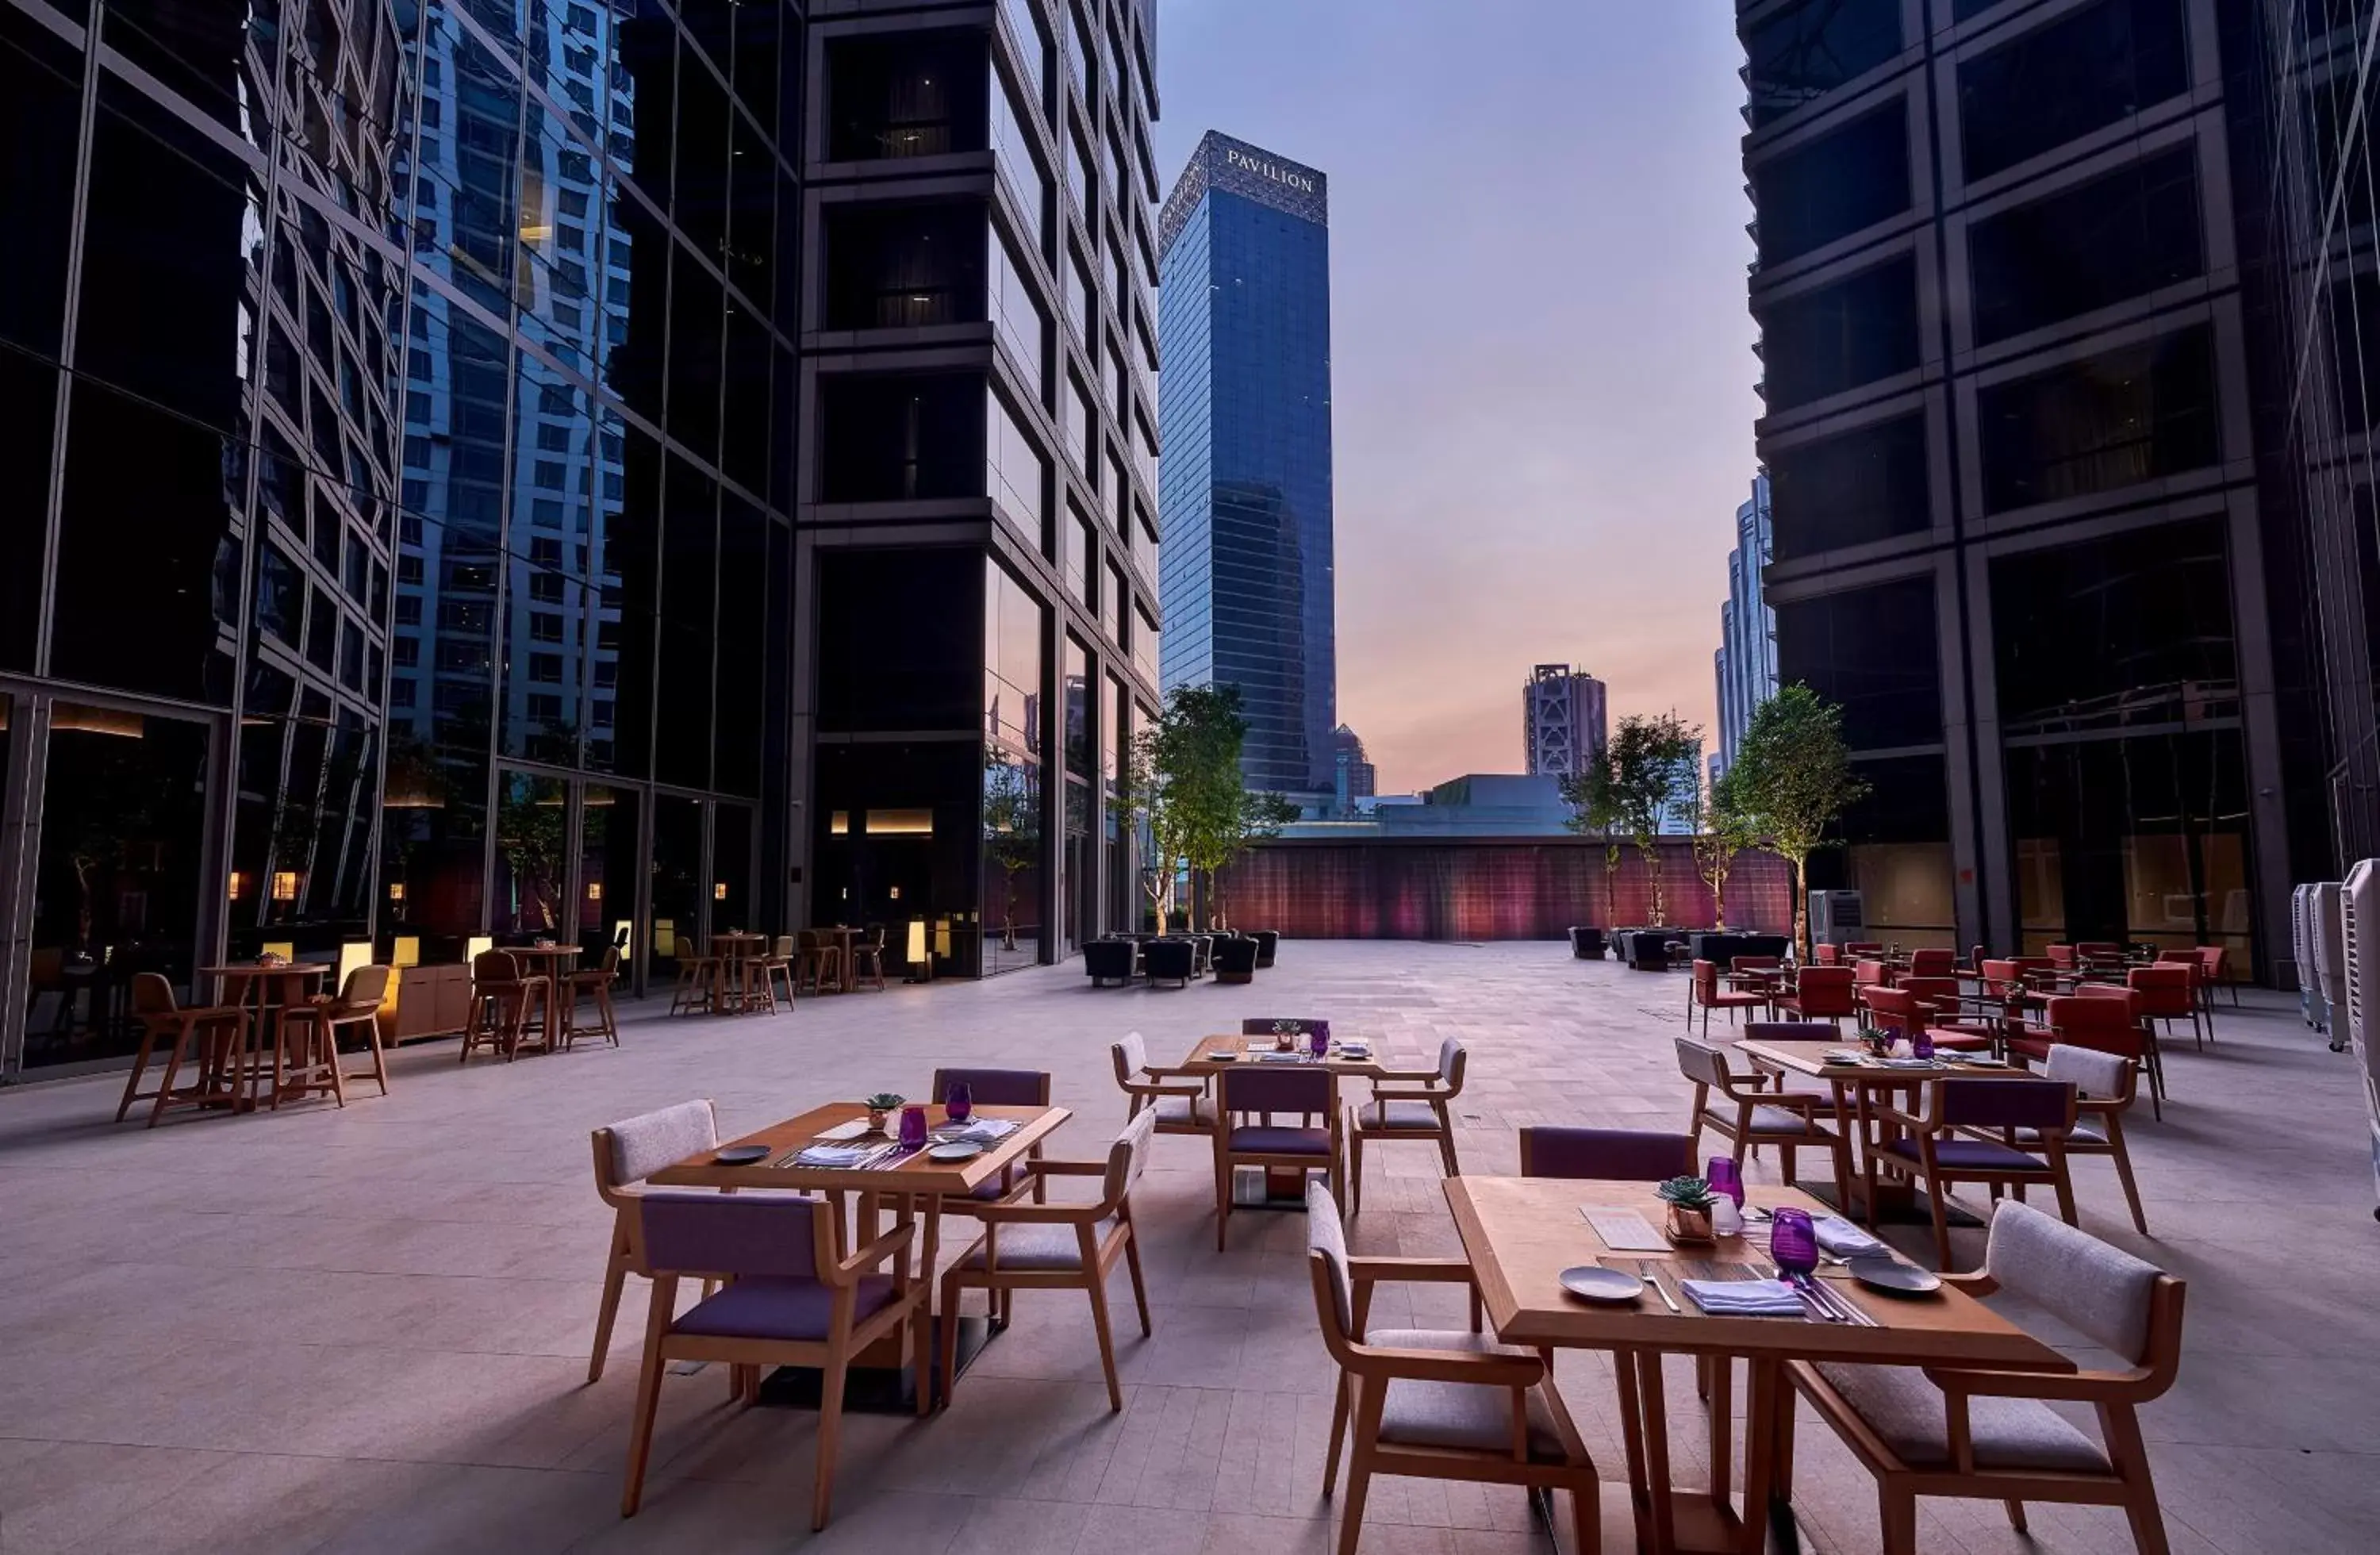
797 929 844 995
566 946 623 1049
119 973 251 1126
850 925 889 990
754 935 798 1010
278 964 395 1104
462 950 550 1062
666 935 717 1016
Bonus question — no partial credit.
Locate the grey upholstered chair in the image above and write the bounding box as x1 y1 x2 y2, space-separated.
1788 1200 2186 1554
1111 1031 1215 1136
938 1108 1157 1411
1966 1045 2148 1235
1345 1036 1468 1215
616 1191 929 1530
587 1100 724 1384
1305 1181 1601 1555
1677 1036 1850 1206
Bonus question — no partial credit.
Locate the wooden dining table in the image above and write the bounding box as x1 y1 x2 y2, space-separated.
198 961 335 1109
1177 1034 1386 1202
648 1100 1071 1405
707 931 769 1011
503 943 579 1046
1446 1175 2069 1555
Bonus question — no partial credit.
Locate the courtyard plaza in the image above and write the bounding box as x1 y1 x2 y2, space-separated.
0 940 2371 1554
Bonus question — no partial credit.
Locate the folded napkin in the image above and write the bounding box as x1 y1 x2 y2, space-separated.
1814 1215 1886 1259
1680 1278 1807 1317
939 1117 1020 1143
793 1144 876 1167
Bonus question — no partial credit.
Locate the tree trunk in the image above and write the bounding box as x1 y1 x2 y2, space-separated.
1787 853 1807 958
1641 841 1666 927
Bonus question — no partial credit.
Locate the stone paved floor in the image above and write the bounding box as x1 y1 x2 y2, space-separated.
1 941 2374 1553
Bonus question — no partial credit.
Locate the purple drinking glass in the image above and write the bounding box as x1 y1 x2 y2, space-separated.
1912 1029 1935 1062
898 1104 929 1152
1308 1023 1330 1060
1769 1207 1819 1275
1706 1155 1745 1210
945 1080 973 1123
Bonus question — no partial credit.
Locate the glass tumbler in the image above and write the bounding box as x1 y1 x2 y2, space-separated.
1706 1155 1745 1209
899 1104 929 1152
1770 1207 1819 1275
946 1080 973 1123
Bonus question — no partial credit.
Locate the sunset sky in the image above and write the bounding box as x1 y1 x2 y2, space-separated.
1153 2 1760 793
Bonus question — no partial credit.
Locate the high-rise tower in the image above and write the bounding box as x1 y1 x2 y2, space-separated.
1523 666 1608 779
1156 132 1336 795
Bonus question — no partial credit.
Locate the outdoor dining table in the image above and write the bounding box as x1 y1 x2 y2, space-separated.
647 1100 1071 1407
1179 1034 1386 1201
1734 1036 2022 1224
503 943 578 1046
1446 1175 2070 1555
198 961 335 1110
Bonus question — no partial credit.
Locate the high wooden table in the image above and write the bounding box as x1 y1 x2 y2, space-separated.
198 962 334 1110
1446 1176 2069 1554
650 1100 1070 1405
1734 1036 2019 1223
1180 1033 1384 1203
704 932 768 1010
502 943 578 1047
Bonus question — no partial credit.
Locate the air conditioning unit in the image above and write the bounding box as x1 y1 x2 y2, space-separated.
2294 884 2320 1027
2339 862 2380 1215
1808 889 1864 947
2313 881 2347 1043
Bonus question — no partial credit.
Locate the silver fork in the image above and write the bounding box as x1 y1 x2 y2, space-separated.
1774 1266 1844 1322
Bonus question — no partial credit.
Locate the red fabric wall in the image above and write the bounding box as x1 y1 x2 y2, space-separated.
1216 839 1793 941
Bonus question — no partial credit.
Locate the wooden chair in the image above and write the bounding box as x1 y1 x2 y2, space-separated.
564 946 623 1049
666 934 717 1016
1689 958 1768 1034
1865 1077 2079 1269
1110 1031 1215 1137
1678 1036 1850 1206
1977 1043 2148 1235
617 1191 929 1530
1895 977 1986 1049
1345 1036 1467 1215
1518 1126 1694 1181
754 935 798 1010
2194 943 2238 1012
850 924 889 989
939 1108 1157 1412
587 1099 727 1384
278 964 394 1102
2025 993 2162 1118
118 973 250 1127
1213 1063 1343 1250
1305 1181 1601 1555
2127 963 2203 1054
461 950 549 1062
1787 1200 2185 1555
1775 965 1856 1026
796 928 846 995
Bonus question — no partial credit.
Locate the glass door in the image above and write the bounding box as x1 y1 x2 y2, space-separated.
648 793 705 985
24 701 213 1071
578 783 639 981
491 770 570 940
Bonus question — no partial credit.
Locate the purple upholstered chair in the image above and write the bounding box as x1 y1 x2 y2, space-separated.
1214 1063 1342 1249
932 1066 1054 1210
617 1192 929 1530
1867 1077 2079 1270
1518 1126 1695 1182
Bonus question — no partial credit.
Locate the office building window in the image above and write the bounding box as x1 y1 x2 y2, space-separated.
988 219 1050 400
1064 374 1093 474
1960 0 2190 182
1000 0 1047 118
990 62 1050 251
986 387 1048 543
1978 324 2218 513
1990 516 2235 728
1745 0 1902 128
1065 245 1095 347
1065 501 1093 602
1751 103 1910 266
1774 574 1941 751
1756 253 1919 409
1969 146 2203 344
1768 410 1929 559
1067 122 1095 228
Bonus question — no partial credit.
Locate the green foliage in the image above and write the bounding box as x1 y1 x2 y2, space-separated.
1563 712 1701 925
1691 765 1762 929
1655 1176 1717 1211
865 1092 906 1111
1726 685 1871 954
1120 684 1296 931
982 754 1040 946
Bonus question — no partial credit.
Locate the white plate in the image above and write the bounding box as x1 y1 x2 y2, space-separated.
1560 1265 1645 1304
1338 1043 1372 1057
1960 1055 2009 1068
927 1142 985 1162
1207 1050 1240 1062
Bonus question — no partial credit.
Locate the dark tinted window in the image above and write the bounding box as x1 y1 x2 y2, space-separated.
816 547 981 732
0 351 54 670
1960 0 2189 182
0 9 80 356
1990 516 2234 725
1751 104 1910 266
1978 324 2217 513
1745 0 1902 128
1768 411 1930 559
1969 146 2202 344
823 201 985 329
820 374 983 501
1756 254 1919 409
1774 575 1942 750
2325 270 2380 434
827 33 987 160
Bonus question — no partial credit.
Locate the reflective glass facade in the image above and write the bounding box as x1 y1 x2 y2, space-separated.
1156 131 1334 795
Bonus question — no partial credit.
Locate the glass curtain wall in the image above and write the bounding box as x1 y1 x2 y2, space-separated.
984 562 1046 974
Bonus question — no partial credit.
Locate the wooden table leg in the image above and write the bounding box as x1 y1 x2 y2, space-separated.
1737 1357 1788 1555
1611 1349 1656 1553
1708 1351 1733 1510
1636 1350 1676 1554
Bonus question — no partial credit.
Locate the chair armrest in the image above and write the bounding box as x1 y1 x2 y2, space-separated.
1126 1079 1203 1099
1871 1101 1930 1133
1344 1345 1544 1386
833 1220 917 1280
1368 1068 1444 1085
1346 1256 1476 1288
965 1199 1104 1226
1021 1159 1107 1178
1939 1269 1998 1297
1924 1362 2154 1404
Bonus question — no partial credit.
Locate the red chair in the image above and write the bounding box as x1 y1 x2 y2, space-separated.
2128 964 2203 1055
1844 941 1883 958
2026 995 2159 1119
2076 940 2124 970
1860 985 1926 1046
1907 948 1956 978
2193 944 2236 1020
1898 976 1993 1051
1775 966 1856 1026
1813 943 1841 966
1690 958 1768 1035
2045 943 2077 971
1852 958 1891 993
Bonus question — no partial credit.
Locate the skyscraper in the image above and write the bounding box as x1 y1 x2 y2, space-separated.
1736 0 2301 972
1331 724 1376 813
1157 132 1336 795
1712 472 1777 781
1522 665 1609 778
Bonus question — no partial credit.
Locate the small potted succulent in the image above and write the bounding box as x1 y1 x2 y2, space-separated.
1656 1176 1719 1244
863 1092 904 1133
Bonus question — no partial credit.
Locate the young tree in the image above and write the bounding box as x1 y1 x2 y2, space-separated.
981 754 1040 950
1212 789 1299 930
1691 766 1762 929
1119 731 1188 935
1558 764 1626 925
1726 684 1871 956
1595 712 1702 926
